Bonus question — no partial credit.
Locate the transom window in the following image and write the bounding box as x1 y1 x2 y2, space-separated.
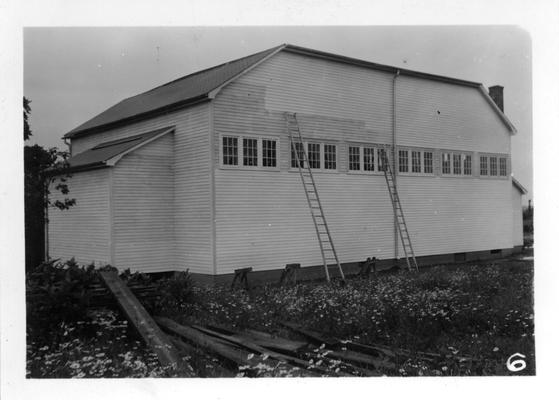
221 135 278 169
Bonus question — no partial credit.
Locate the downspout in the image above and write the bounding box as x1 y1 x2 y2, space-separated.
392 69 400 263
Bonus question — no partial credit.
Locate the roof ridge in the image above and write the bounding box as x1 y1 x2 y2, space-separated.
127 45 284 99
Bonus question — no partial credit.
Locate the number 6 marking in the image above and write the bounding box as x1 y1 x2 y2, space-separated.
506 353 526 372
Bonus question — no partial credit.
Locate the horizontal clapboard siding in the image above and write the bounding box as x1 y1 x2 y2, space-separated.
512 186 524 247
113 134 175 272
48 169 110 265
396 75 511 153
394 176 514 257
66 104 213 274
214 171 395 273
174 103 212 274
213 50 515 273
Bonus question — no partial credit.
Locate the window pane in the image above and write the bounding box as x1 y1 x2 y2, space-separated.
378 148 388 171
453 154 462 175
398 150 408 173
423 152 433 174
490 156 497 176
464 155 472 175
364 147 375 171
442 152 451 174
412 151 421 173
480 156 488 176
324 144 336 170
243 138 258 166
223 136 238 165
349 146 360 171
262 139 277 167
307 143 321 169
291 142 304 168
499 157 507 176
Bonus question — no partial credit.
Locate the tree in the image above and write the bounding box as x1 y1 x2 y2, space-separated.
24 97 75 271
24 97 32 140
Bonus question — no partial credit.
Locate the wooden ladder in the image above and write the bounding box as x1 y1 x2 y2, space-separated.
284 112 345 283
380 150 419 272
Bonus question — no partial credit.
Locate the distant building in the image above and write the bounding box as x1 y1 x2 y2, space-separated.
48 44 526 280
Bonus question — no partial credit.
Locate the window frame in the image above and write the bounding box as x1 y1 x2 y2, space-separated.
219 134 280 171
346 144 392 175
441 150 474 177
396 148 436 176
479 153 509 179
289 140 339 173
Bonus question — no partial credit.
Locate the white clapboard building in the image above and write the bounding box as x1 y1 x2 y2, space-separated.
48 44 527 280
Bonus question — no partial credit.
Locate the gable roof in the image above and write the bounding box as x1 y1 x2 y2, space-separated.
65 126 174 172
64 43 516 139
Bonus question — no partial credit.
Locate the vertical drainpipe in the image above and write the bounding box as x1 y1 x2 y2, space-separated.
392 69 400 263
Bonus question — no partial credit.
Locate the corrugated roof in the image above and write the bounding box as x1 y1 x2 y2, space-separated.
65 43 516 138
65 45 283 138
66 126 174 171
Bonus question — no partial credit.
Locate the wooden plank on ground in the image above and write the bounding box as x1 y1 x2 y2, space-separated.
155 317 316 377
279 321 339 346
98 271 194 376
207 324 309 353
192 325 334 376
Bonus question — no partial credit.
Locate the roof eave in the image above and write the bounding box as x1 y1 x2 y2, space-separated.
478 85 517 134
64 95 209 140
512 176 528 194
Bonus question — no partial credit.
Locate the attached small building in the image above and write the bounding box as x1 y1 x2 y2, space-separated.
48 44 526 279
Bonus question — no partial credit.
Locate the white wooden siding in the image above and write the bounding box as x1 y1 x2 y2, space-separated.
112 134 175 272
67 104 213 274
173 103 213 274
396 75 511 153
512 186 524 247
213 50 515 273
48 168 110 265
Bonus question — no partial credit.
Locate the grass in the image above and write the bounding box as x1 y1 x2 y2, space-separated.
26 259 534 377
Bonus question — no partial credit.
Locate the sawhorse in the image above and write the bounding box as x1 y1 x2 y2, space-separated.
231 267 252 290
279 263 301 286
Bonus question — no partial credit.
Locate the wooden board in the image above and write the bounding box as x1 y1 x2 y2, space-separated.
99 271 194 376
155 317 319 377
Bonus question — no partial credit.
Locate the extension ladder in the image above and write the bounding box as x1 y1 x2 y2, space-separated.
284 112 345 283
380 150 419 272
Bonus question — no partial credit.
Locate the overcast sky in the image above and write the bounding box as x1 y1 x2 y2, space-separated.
23 26 532 200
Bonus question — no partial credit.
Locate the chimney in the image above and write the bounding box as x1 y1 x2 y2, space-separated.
489 85 504 112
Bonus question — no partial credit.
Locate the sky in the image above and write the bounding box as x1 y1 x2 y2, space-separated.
23 26 533 201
